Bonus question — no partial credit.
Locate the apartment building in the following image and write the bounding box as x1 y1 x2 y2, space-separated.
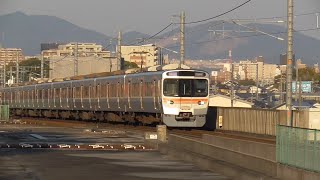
0 48 24 66
42 42 111 59
49 56 119 79
238 60 279 84
120 44 158 68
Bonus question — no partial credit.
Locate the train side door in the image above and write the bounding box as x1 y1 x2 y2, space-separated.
153 79 158 110
140 79 143 110
127 80 131 109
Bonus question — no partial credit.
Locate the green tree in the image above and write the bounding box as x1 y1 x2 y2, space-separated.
238 79 256 86
12 58 50 82
124 61 138 69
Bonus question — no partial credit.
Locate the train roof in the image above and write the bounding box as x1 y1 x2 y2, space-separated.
2 68 209 90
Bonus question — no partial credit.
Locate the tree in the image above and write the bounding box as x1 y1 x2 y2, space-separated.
238 79 256 86
124 61 138 69
14 58 50 82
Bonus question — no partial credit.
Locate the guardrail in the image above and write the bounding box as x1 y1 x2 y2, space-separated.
276 125 320 173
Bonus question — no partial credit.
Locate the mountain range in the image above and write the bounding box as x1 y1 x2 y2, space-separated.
1 12 319 65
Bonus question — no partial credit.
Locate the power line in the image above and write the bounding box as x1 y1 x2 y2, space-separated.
234 11 320 21
182 0 252 25
127 23 173 46
125 1 240 46
166 27 319 48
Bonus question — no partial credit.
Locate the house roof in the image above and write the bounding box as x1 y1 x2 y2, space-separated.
209 94 253 105
272 100 318 109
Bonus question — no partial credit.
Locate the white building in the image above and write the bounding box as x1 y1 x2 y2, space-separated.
120 44 159 68
209 94 253 108
42 42 111 59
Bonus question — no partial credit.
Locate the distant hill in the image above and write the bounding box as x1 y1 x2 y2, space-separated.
1 12 320 65
0 12 116 55
155 21 320 65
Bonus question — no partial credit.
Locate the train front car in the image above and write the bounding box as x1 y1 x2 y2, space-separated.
161 70 209 127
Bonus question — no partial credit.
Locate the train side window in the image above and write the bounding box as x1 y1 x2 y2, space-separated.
80 86 83 99
117 82 120 97
60 88 63 99
107 83 110 98
84 86 89 98
32 90 34 101
153 80 156 97
128 81 131 97
140 80 143 97
97 84 100 98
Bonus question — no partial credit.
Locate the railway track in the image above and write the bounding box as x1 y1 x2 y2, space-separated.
8 117 276 144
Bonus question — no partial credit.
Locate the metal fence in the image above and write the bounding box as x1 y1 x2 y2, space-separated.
276 125 320 173
0 105 9 120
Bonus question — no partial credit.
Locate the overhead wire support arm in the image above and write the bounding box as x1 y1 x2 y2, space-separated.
182 0 252 25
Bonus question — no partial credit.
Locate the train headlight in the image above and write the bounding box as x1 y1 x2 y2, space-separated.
198 101 205 105
167 100 174 104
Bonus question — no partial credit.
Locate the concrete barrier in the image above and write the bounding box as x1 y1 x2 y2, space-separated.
202 134 276 161
159 134 320 180
277 164 320 180
163 134 277 179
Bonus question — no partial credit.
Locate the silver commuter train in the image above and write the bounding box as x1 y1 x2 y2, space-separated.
0 69 210 127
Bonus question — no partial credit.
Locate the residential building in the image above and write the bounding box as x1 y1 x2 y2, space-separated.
279 65 287 74
41 43 60 51
49 56 119 79
238 60 262 80
42 42 111 59
296 59 307 69
216 71 231 83
209 94 253 108
280 53 295 65
314 63 319 73
120 44 158 68
238 59 278 84
0 48 24 66
262 63 278 84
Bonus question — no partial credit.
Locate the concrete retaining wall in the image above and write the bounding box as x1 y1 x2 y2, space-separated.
277 164 320 180
164 134 277 179
160 134 320 180
202 134 276 161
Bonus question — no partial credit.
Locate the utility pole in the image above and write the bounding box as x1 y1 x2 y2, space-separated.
316 13 319 29
179 11 185 69
298 77 302 108
3 50 6 87
117 31 122 71
10 66 12 84
16 51 19 84
74 42 78 76
280 75 283 104
41 52 44 80
295 60 298 102
286 0 294 126
256 63 259 100
229 50 234 107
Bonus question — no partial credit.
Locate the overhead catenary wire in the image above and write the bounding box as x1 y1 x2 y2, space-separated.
166 27 320 48
181 0 252 25
127 23 174 46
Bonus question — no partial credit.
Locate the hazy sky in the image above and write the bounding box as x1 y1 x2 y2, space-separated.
1 0 319 38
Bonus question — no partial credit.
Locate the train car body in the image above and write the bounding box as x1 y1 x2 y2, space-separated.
0 69 210 127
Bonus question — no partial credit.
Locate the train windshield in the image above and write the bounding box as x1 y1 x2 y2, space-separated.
163 79 208 97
